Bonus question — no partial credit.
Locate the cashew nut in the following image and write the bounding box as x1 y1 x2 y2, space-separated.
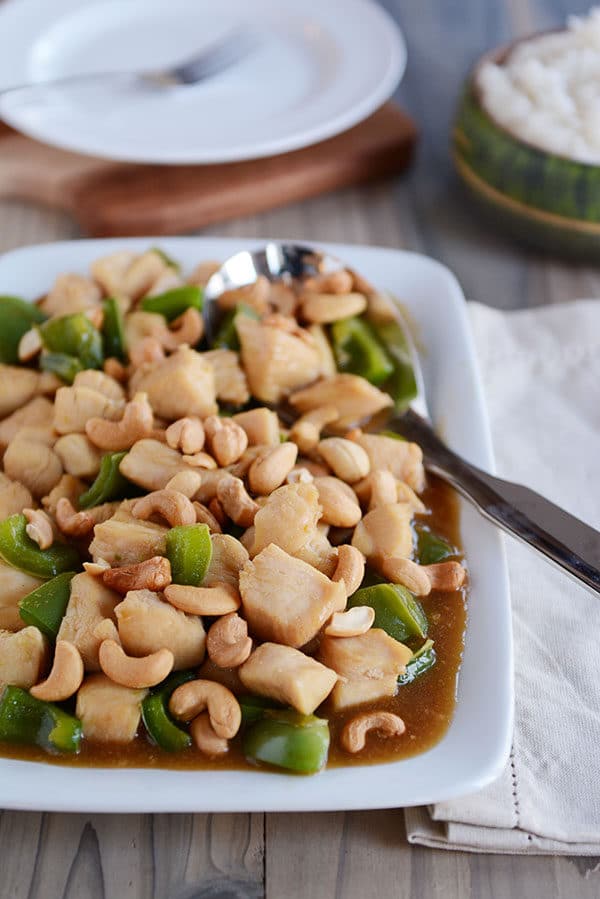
300 291 367 324
182 452 217 470
103 357 128 383
83 558 111 577
30 640 84 701
129 336 165 369
193 501 223 533
18 328 43 362
318 438 370 483
102 556 172 594
207 613 252 668
165 469 203 498
289 405 339 454
313 476 362 527
203 416 248 467
217 275 270 314
380 557 431 596
368 470 398 509
190 712 229 756
188 260 221 287
169 678 241 738
85 392 154 451
303 269 353 294
131 489 196 527
162 307 204 350
331 544 365 595
93 618 120 643
23 508 55 550
99 639 174 689
208 497 227 527
216 474 259 527
166 416 205 455
164 582 241 616
325 606 375 637
341 711 406 753
247 443 298 495
423 561 467 591
55 498 119 537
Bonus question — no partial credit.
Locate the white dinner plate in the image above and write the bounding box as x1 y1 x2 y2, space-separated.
0 237 513 812
0 0 406 164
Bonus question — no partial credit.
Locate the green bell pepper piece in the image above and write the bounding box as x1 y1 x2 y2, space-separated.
150 247 181 271
40 352 84 384
102 297 128 362
40 313 103 370
398 639 437 685
0 296 46 363
141 285 203 322
0 685 82 754
0 514 80 578
78 451 129 509
243 710 330 774
19 571 75 639
348 582 428 642
239 695 284 726
416 527 456 565
330 316 394 385
142 670 195 752
166 524 212 586
371 319 418 409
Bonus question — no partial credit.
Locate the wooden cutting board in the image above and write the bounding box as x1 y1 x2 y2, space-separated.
0 103 416 236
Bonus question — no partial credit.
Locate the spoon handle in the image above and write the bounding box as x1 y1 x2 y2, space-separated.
394 410 600 595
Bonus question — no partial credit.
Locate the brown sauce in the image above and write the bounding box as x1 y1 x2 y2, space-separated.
0 475 466 773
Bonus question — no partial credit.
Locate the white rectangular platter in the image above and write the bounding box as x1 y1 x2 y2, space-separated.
0 237 513 812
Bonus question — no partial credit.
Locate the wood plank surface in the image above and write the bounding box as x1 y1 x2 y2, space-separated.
1 1 600 897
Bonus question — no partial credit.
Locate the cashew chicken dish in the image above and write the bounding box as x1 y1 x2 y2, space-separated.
0 247 467 774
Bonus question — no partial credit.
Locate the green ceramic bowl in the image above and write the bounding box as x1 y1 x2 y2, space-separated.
453 40 600 258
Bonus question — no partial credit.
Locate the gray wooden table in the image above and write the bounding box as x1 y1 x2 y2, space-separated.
1 1 599 896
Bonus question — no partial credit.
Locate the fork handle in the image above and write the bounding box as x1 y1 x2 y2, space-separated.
398 413 600 595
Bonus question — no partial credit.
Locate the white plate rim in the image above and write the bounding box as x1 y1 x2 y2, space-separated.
0 236 513 812
0 0 407 164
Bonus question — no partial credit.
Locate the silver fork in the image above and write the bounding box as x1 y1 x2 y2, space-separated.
0 28 259 98
204 242 600 597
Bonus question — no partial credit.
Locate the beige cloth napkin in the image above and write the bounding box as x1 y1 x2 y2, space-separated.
405 299 600 855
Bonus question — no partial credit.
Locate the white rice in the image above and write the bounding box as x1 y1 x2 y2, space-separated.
477 7 600 164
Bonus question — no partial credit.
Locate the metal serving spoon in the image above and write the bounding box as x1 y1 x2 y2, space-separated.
205 243 600 597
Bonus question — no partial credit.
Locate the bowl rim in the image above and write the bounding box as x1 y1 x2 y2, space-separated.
469 28 600 170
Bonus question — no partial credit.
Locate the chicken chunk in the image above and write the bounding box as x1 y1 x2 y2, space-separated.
76 674 147 744
236 315 322 403
0 627 49 688
0 473 33 521
350 432 425 493
318 629 412 710
203 349 250 406
0 366 41 417
239 544 346 648
239 643 338 715
232 408 280 446
204 534 249 590
118 439 189 492
130 347 217 420
57 573 120 671
290 374 392 428
251 482 322 556
307 324 337 376
3 433 63 498
40 273 102 317
351 503 413 561
73 369 125 402
54 434 102 479
124 310 169 353
91 249 167 300
88 502 168 566
293 528 338 577
115 589 206 669
0 560 44 631
0 396 54 452
53 385 125 435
